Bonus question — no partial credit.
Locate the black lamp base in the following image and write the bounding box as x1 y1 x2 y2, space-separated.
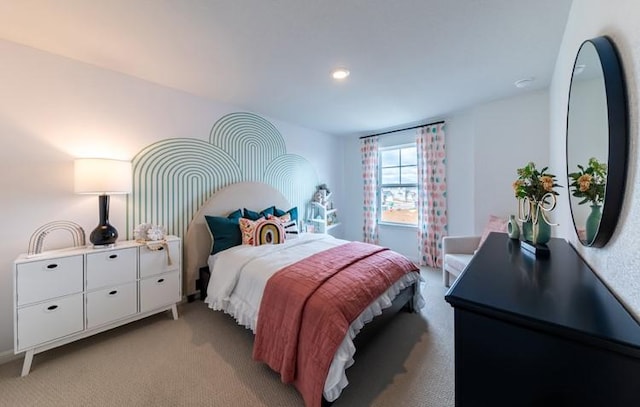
90 195 119 247
89 223 118 247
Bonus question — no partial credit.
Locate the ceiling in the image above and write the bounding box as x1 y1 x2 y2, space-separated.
0 0 573 136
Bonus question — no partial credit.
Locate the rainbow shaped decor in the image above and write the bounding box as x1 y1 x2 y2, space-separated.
127 112 318 240
254 220 285 245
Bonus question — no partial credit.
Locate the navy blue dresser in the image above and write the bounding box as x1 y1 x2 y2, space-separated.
445 233 640 406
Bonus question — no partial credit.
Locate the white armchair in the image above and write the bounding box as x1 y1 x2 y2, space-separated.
442 235 481 287
442 215 510 287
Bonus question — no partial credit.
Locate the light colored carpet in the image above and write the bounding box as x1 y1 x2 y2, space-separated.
0 268 454 406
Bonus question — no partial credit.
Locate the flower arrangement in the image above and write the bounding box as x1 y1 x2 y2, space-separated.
568 157 607 206
512 162 561 203
513 162 561 245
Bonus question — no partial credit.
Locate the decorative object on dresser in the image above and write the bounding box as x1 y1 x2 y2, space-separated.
27 220 86 256
133 223 166 242
74 158 132 247
445 233 640 406
566 36 628 248
506 214 519 240
13 236 182 376
513 161 560 255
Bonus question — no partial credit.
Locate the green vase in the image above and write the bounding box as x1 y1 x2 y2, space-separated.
522 219 533 242
523 203 551 245
585 204 602 244
532 218 551 245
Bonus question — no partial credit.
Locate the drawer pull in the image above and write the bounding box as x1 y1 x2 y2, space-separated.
108 290 118 296
157 246 164 251
157 278 165 284
46 305 59 312
46 263 58 270
108 254 118 259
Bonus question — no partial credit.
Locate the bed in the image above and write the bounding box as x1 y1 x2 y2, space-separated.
184 182 423 406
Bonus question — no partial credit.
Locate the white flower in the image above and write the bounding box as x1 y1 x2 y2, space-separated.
146 225 165 241
134 223 166 241
133 223 152 241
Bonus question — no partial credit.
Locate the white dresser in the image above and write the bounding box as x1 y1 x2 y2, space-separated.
13 236 181 376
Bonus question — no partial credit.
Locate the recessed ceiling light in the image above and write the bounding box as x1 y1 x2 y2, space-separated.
514 77 535 88
332 68 350 80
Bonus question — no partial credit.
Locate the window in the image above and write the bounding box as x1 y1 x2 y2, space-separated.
379 144 418 225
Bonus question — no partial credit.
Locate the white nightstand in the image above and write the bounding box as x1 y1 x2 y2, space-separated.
13 236 182 376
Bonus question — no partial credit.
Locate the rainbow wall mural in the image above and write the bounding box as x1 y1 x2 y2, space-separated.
126 112 318 239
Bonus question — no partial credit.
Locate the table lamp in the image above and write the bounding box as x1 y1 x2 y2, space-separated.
74 158 132 247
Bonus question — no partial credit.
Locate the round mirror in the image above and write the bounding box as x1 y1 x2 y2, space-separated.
566 36 628 247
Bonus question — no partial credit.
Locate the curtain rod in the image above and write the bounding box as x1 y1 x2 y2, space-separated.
359 120 445 139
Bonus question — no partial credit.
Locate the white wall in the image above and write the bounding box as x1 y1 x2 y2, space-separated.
470 90 551 233
342 89 550 261
0 39 343 355
444 112 475 238
549 0 640 320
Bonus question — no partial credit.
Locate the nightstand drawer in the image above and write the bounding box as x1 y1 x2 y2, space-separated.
140 271 180 313
86 247 137 290
139 240 179 278
16 255 83 306
86 282 137 329
17 294 84 351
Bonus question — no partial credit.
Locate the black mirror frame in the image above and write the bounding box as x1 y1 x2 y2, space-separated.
566 36 628 247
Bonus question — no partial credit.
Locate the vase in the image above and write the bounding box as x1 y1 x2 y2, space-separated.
531 217 551 245
522 219 533 242
585 204 602 244
522 202 551 245
507 214 520 239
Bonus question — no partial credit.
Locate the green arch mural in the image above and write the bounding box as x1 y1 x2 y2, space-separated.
128 112 319 239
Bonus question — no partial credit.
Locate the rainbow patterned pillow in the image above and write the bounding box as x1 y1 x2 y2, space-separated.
253 219 285 245
239 217 264 245
268 213 298 235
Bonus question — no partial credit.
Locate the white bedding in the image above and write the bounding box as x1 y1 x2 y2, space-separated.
204 233 423 402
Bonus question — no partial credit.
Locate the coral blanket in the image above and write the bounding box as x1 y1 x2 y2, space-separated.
252 241 418 407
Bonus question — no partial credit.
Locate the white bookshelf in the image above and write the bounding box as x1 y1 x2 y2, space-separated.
307 193 340 233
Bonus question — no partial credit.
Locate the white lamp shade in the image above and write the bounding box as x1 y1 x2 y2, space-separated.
74 158 132 195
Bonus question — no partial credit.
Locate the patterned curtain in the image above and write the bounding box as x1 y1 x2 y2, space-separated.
361 136 379 244
417 123 448 267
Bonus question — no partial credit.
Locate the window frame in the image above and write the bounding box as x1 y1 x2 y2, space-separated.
378 142 418 227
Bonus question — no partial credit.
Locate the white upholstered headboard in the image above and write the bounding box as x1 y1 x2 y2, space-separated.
183 182 291 296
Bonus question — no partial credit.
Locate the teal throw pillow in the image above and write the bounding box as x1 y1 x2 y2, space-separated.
205 213 242 255
227 208 242 220
243 207 275 220
274 206 298 222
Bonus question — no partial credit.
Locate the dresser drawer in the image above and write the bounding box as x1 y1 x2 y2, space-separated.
16 255 83 306
140 271 180 313
86 247 137 290
17 294 84 351
139 240 179 278
86 282 137 329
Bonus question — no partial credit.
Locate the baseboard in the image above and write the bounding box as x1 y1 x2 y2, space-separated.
0 348 19 365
